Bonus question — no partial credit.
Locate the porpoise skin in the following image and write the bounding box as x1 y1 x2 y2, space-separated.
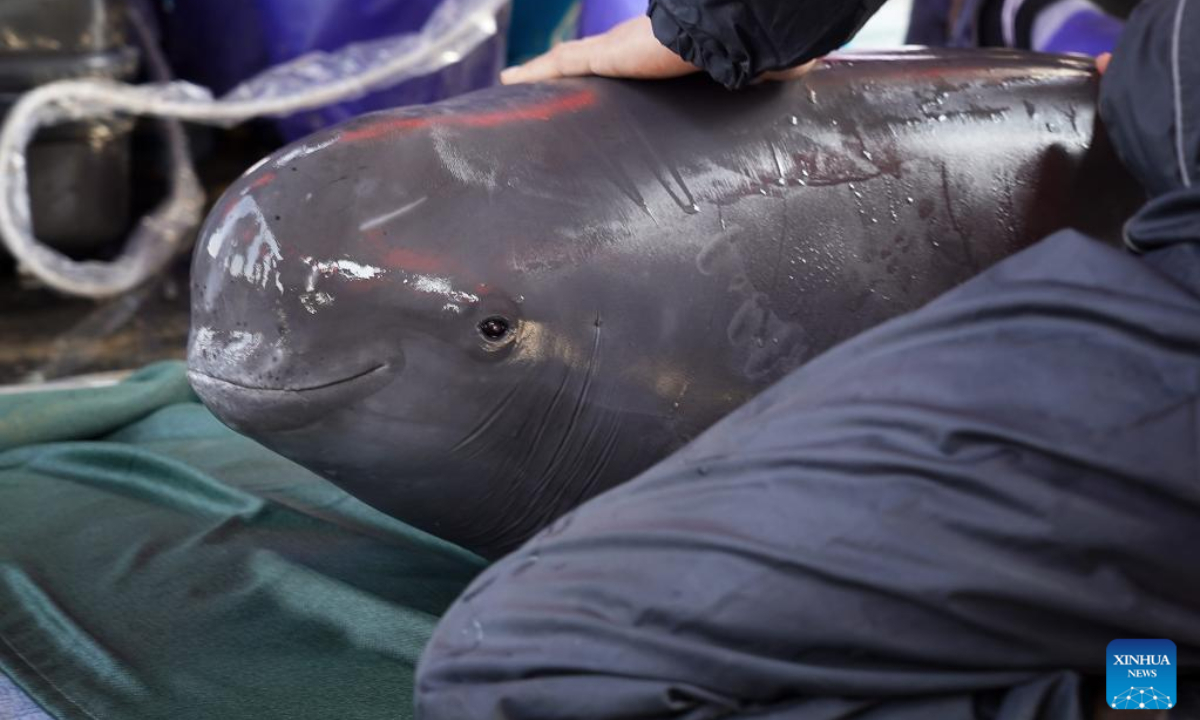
189 50 1140 557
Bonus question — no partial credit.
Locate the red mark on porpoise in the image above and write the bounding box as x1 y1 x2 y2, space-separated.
359 227 449 275
359 230 499 294
217 171 278 221
382 248 448 274
341 89 597 143
247 171 277 190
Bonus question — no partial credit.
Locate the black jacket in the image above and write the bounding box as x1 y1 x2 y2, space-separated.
647 0 888 88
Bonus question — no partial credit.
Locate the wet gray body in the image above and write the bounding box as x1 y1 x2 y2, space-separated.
188 50 1140 557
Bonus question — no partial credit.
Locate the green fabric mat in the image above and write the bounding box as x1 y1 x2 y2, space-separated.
0 362 485 719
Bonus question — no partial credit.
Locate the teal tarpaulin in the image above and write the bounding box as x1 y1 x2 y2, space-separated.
0 363 484 720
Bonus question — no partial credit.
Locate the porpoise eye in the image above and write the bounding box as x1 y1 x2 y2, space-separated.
479 316 511 341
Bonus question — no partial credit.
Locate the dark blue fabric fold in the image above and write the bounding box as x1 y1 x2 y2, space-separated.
1101 0 1200 251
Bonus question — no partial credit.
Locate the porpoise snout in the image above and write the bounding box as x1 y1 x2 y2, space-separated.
187 363 391 433
187 322 397 433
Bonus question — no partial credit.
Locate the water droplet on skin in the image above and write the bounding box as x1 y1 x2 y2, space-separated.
544 513 573 537
448 616 485 655
937 114 948 122
906 197 915 204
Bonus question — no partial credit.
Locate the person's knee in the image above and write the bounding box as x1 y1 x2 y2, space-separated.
414 521 756 720
415 565 692 719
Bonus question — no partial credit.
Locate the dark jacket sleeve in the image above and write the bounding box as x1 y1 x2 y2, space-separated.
1099 0 1200 252
648 0 887 89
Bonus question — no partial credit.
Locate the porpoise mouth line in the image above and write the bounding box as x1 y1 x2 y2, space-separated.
188 364 388 393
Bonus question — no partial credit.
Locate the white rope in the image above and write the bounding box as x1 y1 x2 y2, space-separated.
0 0 506 298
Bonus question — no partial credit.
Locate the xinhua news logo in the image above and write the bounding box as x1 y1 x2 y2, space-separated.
1107 639 1177 710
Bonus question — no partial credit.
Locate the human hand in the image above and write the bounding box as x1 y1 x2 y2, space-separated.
1096 52 1112 74
500 16 699 84
500 15 818 86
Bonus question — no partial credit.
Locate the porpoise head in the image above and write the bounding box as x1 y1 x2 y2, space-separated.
188 83 687 557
